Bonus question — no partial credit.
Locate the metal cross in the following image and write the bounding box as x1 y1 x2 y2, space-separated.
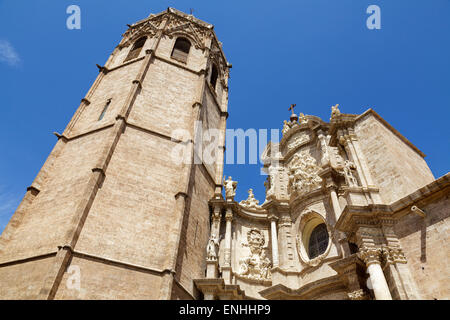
288 104 297 115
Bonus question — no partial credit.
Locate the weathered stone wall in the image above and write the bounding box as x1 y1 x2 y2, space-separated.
54 256 164 299
74 126 185 270
394 193 450 300
0 129 107 263
174 164 215 298
128 58 199 137
0 256 55 299
354 112 434 204
71 61 142 136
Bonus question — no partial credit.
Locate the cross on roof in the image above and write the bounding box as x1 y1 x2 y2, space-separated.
288 104 297 115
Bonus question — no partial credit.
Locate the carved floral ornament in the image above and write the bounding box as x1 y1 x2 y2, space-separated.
296 210 332 267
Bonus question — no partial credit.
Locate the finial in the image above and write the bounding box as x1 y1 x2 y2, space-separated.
288 104 298 122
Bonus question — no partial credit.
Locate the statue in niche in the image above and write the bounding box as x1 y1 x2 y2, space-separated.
206 234 220 261
223 176 237 200
288 152 323 196
342 160 358 187
238 228 272 281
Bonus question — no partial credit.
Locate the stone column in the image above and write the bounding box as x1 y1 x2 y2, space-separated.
358 247 392 300
325 179 342 221
221 208 233 284
269 215 279 267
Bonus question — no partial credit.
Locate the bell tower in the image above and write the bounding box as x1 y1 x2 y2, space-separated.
0 8 230 299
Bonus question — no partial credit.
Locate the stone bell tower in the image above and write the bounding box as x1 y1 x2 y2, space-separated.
0 8 230 299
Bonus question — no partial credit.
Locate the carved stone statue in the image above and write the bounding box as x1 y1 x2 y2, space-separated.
330 104 341 119
288 152 323 196
282 120 290 136
238 228 272 281
264 166 277 201
299 113 308 125
343 160 358 187
239 189 261 209
206 234 220 261
223 176 237 200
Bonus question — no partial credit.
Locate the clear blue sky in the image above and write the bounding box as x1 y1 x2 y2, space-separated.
0 0 449 233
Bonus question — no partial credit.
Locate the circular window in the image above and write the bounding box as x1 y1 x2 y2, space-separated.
307 223 329 259
296 211 331 266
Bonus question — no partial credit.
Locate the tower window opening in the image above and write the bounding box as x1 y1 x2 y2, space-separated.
98 99 111 121
124 37 147 62
210 64 218 90
171 37 191 63
308 223 329 259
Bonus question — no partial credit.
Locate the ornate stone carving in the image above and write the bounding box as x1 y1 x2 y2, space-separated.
288 152 323 196
122 20 159 45
382 246 407 264
223 176 237 201
282 120 290 136
357 246 382 266
264 177 272 199
342 160 358 187
164 13 212 51
347 289 369 300
238 228 272 281
330 103 341 119
299 113 308 125
206 234 220 261
286 133 309 151
239 189 261 209
282 119 300 136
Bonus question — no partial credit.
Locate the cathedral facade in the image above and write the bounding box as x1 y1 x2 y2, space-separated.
0 8 448 300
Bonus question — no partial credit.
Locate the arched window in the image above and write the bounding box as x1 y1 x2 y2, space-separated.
124 37 147 62
308 223 329 259
171 37 191 63
210 64 218 89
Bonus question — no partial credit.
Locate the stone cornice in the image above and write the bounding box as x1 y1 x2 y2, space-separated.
194 278 245 299
335 204 395 233
259 274 345 300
